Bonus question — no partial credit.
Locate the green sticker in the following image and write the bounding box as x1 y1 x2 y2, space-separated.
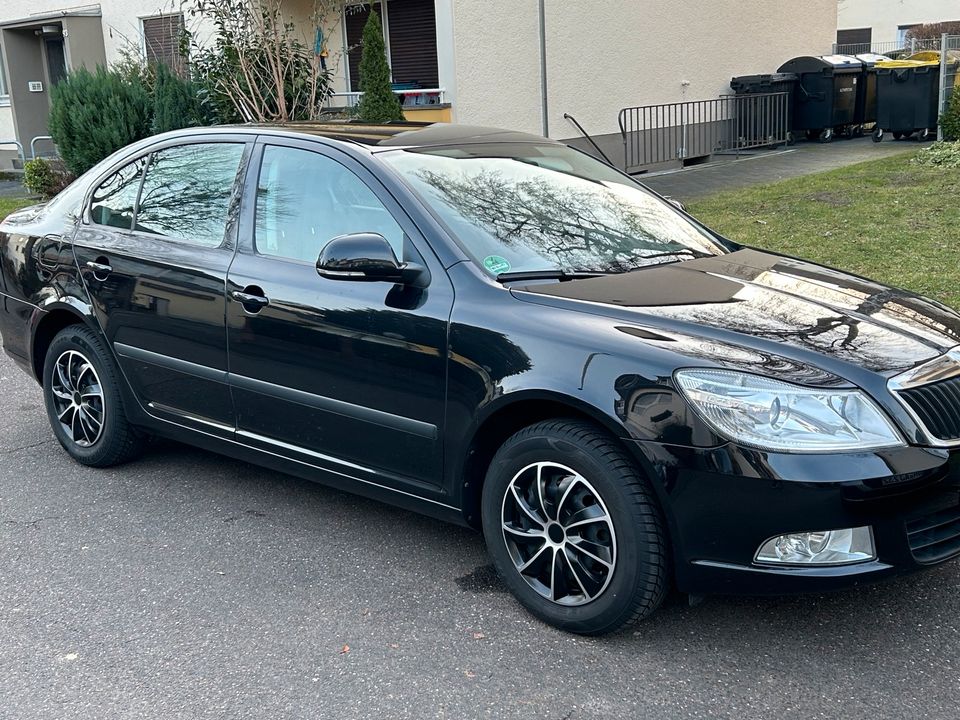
483 255 511 274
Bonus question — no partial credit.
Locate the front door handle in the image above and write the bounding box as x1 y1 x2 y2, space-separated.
231 287 270 312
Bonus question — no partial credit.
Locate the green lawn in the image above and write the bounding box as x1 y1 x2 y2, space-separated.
0 196 34 221
688 151 960 309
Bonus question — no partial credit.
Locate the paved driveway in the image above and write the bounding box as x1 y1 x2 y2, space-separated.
2 349 959 719
641 137 916 201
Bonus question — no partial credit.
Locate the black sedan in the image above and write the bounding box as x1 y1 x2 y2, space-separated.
2 123 959 635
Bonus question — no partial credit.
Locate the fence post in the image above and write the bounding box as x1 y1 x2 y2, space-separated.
939 33 949 141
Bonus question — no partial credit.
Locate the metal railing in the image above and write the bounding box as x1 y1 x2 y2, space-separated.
618 92 789 172
30 135 55 160
0 138 25 167
325 87 445 109
832 38 942 57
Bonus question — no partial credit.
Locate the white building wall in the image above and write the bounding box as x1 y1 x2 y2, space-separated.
0 105 15 144
838 0 960 44
449 0 838 139
447 0 542 132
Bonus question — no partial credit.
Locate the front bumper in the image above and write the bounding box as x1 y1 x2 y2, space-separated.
630 440 960 595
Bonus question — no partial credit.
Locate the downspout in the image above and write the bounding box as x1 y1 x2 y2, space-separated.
538 0 549 136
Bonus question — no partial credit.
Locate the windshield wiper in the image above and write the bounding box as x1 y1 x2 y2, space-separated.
495 269 613 283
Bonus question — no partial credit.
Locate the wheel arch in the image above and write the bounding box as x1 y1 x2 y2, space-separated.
30 303 96 383
456 391 638 529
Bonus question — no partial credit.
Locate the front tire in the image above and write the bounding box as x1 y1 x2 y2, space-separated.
481 419 668 635
42 324 146 467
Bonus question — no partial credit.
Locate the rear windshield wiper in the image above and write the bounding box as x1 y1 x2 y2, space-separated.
495 270 613 283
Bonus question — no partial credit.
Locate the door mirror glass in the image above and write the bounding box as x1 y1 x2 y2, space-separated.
317 233 430 288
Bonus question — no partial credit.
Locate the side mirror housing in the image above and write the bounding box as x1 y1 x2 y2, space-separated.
317 232 429 288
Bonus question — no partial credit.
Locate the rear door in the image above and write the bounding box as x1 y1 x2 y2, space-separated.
73 135 251 435
225 138 454 493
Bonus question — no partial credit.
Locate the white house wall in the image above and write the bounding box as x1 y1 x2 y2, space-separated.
448 0 838 140
838 0 960 43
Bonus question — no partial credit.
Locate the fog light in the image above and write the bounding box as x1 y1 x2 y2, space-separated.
755 527 875 566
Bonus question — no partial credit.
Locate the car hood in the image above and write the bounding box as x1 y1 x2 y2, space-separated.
512 248 960 378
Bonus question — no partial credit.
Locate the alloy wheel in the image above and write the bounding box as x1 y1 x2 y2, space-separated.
501 462 617 606
50 350 105 448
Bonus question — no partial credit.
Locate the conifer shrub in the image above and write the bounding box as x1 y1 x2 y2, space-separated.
48 67 152 175
355 9 405 124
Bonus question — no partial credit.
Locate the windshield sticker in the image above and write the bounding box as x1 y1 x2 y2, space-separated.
483 255 512 274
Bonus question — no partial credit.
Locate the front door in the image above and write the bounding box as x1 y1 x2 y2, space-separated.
226 140 452 493
73 137 250 435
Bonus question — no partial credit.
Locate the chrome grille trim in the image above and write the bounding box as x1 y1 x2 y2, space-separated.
889 347 960 447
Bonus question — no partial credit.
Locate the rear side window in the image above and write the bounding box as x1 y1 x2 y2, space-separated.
135 143 245 246
255 145 404 262
90 157 148 230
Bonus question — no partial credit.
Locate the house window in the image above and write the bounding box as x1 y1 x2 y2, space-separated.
142 13 186 75
0 47 9 102
346 0 439 93
836 27 871 50
897 25 919 44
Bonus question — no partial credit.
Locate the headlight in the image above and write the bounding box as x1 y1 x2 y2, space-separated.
675 369 904 452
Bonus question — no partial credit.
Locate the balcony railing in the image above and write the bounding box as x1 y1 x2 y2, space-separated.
325 88 446 109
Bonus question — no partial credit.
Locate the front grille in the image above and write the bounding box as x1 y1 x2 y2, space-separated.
906 505 960 563
896 376 960 442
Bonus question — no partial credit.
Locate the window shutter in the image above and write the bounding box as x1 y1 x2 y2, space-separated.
143 14 186 76
386 0 439 89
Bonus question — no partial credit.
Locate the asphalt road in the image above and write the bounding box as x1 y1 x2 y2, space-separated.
2 349 959 719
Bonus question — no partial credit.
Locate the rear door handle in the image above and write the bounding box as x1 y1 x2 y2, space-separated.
85 260 113 276
231 288 270 312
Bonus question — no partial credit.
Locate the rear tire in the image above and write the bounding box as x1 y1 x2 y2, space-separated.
481 419 668 635
42 324 146 467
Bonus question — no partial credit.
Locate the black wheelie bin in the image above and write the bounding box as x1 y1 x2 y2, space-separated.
776 55 863 142
872 55 941 141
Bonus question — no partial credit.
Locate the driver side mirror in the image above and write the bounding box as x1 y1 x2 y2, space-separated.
317 233 430 289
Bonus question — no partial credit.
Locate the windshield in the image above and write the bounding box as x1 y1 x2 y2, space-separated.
380 143 727 277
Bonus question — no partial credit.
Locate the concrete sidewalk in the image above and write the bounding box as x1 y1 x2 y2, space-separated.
640 136 917 201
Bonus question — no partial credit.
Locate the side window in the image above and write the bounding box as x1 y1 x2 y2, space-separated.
136 143 245 246
90 157 148 230
255 145 405 262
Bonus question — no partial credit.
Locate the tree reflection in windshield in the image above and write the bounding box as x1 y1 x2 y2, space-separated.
383 145 724 275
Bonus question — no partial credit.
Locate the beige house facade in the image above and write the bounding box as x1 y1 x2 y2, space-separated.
837 0 960 48
1 1 837 170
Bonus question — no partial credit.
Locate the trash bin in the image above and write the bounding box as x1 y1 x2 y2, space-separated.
872 56 942 141
776 55 863 142
729 73 797 143
854 53 887 129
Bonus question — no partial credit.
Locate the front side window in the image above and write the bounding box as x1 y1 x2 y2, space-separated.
136 143 244 246
90 157 148 230
255 145 404 262
381 143 727 277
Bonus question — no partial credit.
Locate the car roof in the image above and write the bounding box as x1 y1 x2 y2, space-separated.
216 121 558 149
